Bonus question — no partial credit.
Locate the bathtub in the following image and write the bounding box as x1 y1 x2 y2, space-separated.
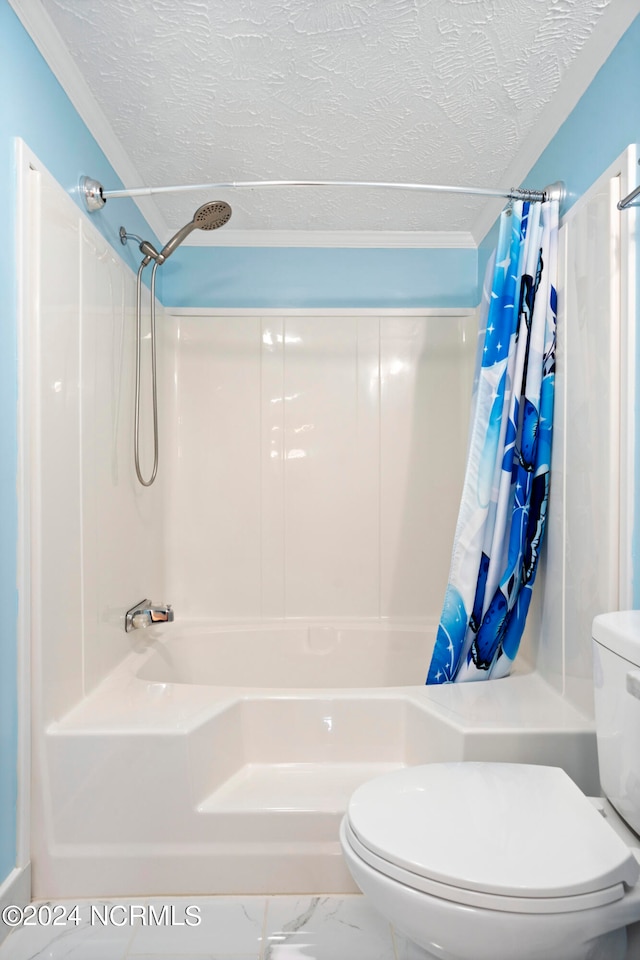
34 620 599 899
136 621 433 688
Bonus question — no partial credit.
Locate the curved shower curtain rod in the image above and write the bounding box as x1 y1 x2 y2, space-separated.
80 175 567 212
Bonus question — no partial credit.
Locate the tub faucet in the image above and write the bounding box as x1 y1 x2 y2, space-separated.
125 599 174 632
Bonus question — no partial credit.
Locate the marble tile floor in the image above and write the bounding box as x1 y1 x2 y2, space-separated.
0 894 426 960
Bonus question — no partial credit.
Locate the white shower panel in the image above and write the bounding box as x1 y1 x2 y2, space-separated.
165 316 263 617
281 316 380 618
563 178 620 703
25 151 166 725
33 163 85 725
260 317 286 619
79 226 166 693
537 148 637 713
164 311 475 621
380 317 474 617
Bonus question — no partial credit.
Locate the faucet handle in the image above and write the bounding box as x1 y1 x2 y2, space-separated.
131 611 152 630
126 599 150 632
125 599 174 632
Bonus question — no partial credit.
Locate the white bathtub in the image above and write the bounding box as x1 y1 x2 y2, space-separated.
34 620 599 899
136 622 433 687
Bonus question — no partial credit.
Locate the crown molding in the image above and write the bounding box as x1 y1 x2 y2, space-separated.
472 0 640 244
7 0 475 250
182 229 476 249
7 0 169 240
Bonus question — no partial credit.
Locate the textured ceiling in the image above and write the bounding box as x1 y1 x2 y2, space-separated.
40 0 617 239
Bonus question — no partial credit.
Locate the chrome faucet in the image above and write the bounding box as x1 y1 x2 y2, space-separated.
125 599 174 632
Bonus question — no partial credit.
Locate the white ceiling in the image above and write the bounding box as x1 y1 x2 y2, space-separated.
16 0 640 244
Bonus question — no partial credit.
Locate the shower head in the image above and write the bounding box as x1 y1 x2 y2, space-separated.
157 201 232 263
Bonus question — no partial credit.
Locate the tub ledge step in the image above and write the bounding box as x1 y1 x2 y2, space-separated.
198 761 405 814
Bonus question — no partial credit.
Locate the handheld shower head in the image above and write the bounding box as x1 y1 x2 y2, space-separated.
157 201 232 263
193 201 233 230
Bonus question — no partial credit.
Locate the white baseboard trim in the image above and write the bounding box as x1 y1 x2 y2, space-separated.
0 864 31 944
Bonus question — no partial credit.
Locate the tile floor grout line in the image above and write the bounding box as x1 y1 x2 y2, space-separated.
390 921 400 960
123 913 139 959
258 897 269 960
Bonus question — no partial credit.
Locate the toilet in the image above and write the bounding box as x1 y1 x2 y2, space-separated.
340 612 640 960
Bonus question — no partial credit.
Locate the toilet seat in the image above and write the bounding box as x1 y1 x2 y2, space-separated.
342 819 626 914
345 763 640 914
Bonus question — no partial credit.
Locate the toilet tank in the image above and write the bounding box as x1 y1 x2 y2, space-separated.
592 612 640 836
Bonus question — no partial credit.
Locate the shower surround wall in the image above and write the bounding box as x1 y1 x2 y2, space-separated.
162 312 475 623
24 148 174 897
26 148 165 817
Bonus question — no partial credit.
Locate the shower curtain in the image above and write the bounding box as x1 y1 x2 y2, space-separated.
427 199 558 684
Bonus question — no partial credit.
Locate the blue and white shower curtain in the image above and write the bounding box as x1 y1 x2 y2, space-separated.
427 199 558 684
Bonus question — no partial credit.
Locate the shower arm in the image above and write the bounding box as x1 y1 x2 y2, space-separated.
80 176 566 211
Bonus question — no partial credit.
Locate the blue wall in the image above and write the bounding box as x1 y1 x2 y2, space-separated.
162 245 478 309
0 0 160 885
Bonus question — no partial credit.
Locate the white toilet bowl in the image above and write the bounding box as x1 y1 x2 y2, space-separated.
340 762 640 960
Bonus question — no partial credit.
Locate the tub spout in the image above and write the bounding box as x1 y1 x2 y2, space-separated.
125 599 174 632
